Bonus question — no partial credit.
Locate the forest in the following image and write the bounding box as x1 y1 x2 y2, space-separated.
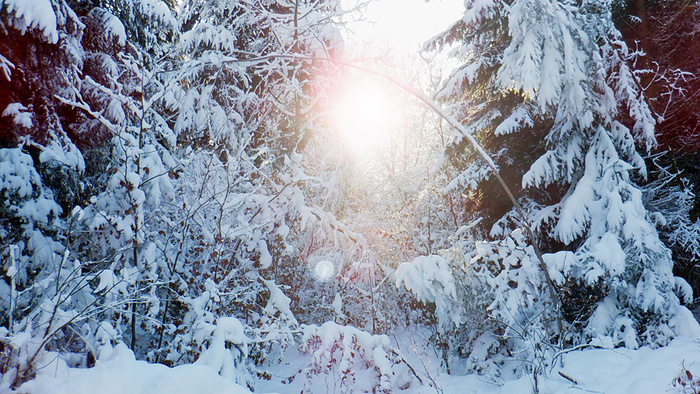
1 0 700 393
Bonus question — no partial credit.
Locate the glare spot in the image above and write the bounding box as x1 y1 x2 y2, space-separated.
314 260 335 281
330 80 401 156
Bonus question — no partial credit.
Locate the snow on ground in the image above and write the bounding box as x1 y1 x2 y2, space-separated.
549 336 700 393
435 336 700 393
9 334 700 393
11 344 252 394
254 332 700 394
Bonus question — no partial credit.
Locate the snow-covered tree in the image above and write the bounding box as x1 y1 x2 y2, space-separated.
424 0 699 374
0 0 125 385
0 0 384 387
136 0 377 386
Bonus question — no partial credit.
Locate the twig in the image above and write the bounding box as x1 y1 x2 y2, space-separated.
558 371 578 384
401 357 424 384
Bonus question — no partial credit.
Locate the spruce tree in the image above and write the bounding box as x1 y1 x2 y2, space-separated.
428 0 698 363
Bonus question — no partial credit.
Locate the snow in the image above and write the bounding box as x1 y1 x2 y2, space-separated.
94 270 118 293
39 139 86 171
332 293 344 317
494 104 533 135
675 277 694 305
14 344 252 394
258 240 272 269
297 322 404 392
398 334 700 394
4 306 700 394
195 317 247 375
139 0 178 34
546 336 700 393
248 324 700 394
543 250 575 285
0 148 62 225
3 0 700 393
88 8 126 46
3 103 33 128
263 279 298 326
5 265 17 278
586 232 626 282
0 54 14 81
396 255 457 303
396 255 462 326
3 0 58 43
0 148 36 198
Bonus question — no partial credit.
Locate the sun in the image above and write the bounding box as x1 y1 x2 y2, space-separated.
330 79 402 156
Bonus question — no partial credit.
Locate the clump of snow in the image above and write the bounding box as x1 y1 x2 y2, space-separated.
3 103 33 129
494 104 533 135
674 277 694 305
0 55 14 81
93 270 118 294
39 139 86 171
258 240 272 269
332 293 344 318
584 232 625 284
0 148 62 224
94 322 120 360
88 8 126 46
139 0 177 33
3 0 58 43
0 148 37 198
263 279 298 326
299 322 407 393
542 250 575 286
196 317 247 374
668 305 700 338
396 255 461 326
6 265 18 278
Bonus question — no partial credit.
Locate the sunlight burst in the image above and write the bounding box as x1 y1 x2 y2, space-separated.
330 81 401 155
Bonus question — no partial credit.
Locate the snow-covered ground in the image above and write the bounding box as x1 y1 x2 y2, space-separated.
10 333 700 394
7 344 251 394
436 336 700 393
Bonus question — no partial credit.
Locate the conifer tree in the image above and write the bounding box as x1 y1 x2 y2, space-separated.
426 0 697 363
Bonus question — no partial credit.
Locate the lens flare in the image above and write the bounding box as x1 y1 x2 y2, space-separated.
314 260 335 281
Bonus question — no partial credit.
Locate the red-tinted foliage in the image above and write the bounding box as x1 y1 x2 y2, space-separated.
620 1 700 153
672 364 700 393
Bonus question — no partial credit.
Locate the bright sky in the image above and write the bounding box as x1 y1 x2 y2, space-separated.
330 0 463 160
342 0 463 50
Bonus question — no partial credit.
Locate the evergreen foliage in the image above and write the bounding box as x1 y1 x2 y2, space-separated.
420 0 699 377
